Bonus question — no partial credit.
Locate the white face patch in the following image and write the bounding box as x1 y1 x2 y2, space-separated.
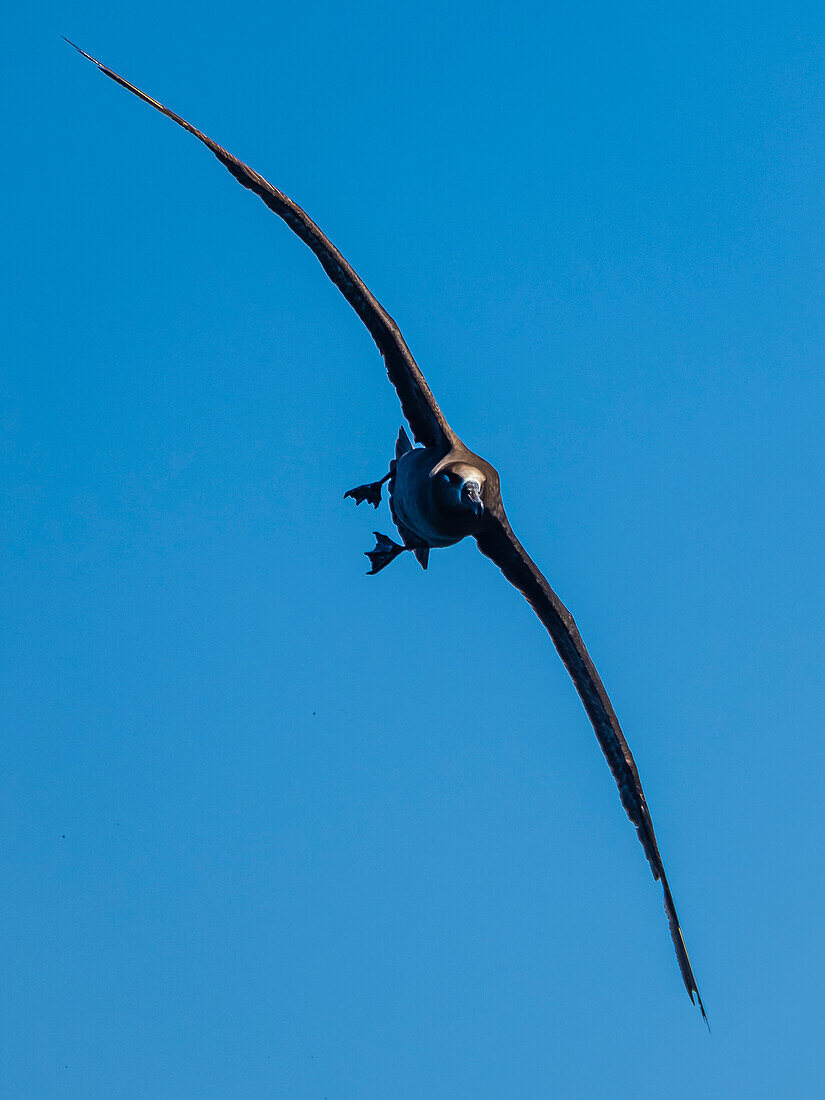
451 464 486 490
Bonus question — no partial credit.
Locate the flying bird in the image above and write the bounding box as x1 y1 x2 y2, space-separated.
67 40 707 1023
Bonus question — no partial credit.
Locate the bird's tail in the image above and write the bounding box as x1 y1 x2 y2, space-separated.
395 427 413 458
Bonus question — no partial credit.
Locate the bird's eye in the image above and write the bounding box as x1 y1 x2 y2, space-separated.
441 472 451 482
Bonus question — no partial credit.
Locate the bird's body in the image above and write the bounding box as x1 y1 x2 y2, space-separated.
68 40 707 1024
391 436 494 548
392 445 461 548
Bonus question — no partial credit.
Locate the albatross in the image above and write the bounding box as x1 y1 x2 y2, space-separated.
67 41 707 1023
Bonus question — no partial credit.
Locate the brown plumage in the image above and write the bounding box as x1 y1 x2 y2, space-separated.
67 40 707 1024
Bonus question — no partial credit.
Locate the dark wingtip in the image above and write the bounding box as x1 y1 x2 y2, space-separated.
62 37 99 66
697 992 710 1033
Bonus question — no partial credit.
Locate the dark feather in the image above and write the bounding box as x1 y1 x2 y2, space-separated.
68 40 706 1021
476 515 707 1025
65 40 455 451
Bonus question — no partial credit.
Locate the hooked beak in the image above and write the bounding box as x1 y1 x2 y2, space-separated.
464 481 484 518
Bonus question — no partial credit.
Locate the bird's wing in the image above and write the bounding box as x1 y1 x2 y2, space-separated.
66 41 456 451
476 514 707 1023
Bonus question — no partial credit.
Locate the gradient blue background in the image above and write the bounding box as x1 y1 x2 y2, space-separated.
4 1 825 1095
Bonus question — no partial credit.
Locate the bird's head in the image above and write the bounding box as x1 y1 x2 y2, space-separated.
431 462 487 522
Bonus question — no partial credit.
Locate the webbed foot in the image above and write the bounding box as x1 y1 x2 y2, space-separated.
366 532 405 574
344 473 390 508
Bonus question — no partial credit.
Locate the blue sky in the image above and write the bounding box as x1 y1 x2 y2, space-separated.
4 0 825 1095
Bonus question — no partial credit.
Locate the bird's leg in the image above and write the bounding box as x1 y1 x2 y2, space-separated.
365 532 409 574
344 471 391 508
